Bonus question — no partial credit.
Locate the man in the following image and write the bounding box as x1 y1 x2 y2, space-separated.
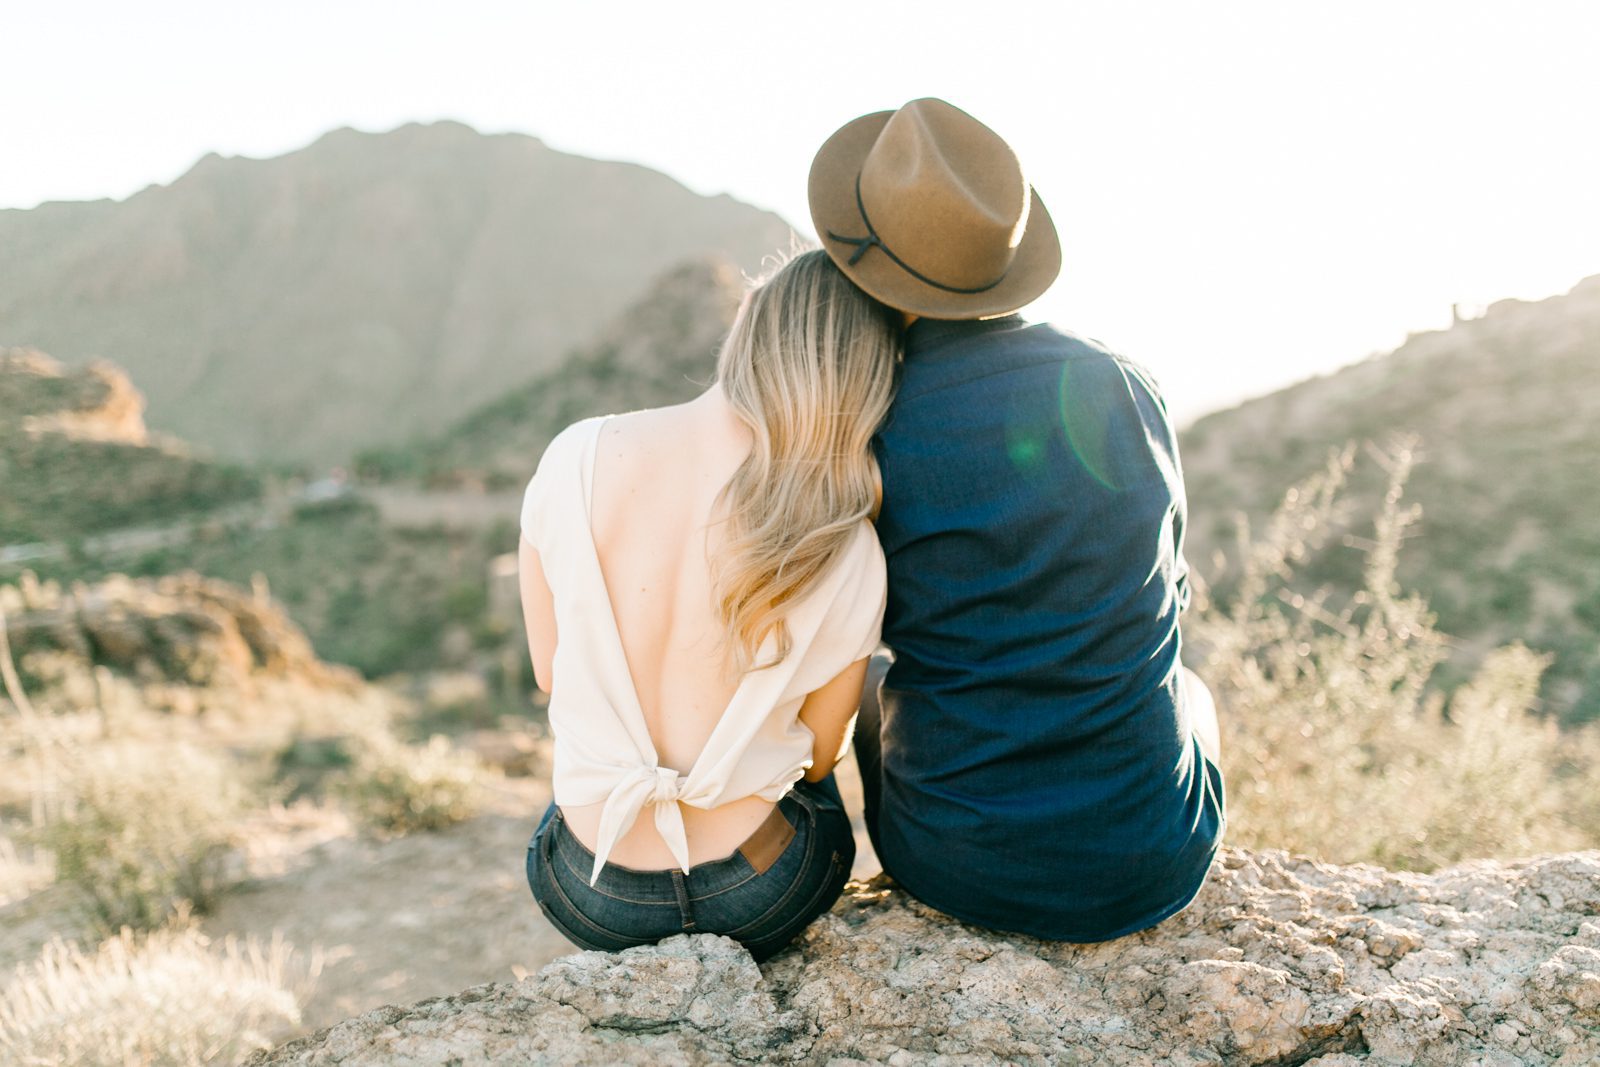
810 98 1226 941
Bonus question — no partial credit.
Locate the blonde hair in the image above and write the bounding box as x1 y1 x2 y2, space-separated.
709 249 902 672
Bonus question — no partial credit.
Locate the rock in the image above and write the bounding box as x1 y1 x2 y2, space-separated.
0 347 149 444
248 847 1600 1066
5 568 368 720
0 348 262 544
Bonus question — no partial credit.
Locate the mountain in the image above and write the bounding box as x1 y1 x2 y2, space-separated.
1179 273 1600 722
0 120 793 469
357 256 744 488
0 346 260 543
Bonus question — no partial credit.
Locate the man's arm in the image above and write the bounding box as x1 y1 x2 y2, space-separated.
1117 353 1193 615
1173 491 1193 615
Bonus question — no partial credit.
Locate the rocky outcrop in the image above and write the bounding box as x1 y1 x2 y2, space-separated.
0 346 260 542
0 345 149 444
249 847 1600 1065
3 568 365 719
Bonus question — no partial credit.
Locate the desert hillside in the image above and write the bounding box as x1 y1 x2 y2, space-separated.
358 255 744 488
0 255 745 680
0 567 567 1050
0 346 260 543
0 120 793 469
1180 273 1600 723
6 291 1600 1063
1 341 511 681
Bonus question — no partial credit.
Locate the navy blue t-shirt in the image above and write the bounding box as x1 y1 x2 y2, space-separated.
870 313 1226 941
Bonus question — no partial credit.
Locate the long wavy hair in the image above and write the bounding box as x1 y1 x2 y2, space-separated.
709 249 903 673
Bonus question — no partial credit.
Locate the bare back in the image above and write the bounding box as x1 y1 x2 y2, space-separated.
557 394 778 867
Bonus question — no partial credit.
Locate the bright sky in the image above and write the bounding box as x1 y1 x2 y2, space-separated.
8 1 1599 424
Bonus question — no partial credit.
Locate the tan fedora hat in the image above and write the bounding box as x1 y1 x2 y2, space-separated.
809 98 1061 320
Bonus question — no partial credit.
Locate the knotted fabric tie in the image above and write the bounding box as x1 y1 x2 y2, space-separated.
825 173 1013 295
589 764 691 886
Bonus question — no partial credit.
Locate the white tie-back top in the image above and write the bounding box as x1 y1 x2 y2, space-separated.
520 413 887 886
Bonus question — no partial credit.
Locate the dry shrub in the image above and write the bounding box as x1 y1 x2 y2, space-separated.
1187 437 1600 870
0 834 54 908
334 731 485 834
0 922 304 1067
27 739 249 934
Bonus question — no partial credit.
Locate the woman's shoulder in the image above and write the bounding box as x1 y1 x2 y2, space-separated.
545 413 611 456
547 406 688 464
787 519 887 674
845 517 887 577
805 520 886 617
522 416 611 549
839 520 888 654
531 413 621 481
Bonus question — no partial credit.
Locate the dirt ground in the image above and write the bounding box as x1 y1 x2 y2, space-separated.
197 756 880 1034
198 777 564 1032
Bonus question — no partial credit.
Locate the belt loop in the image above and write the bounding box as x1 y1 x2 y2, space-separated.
541 811 559 864
788 780 818 821
671 869 696 931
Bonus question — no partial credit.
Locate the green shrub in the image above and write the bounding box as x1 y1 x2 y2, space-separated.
271 734 359 802
334 732 485 834
0 923 303 1066
28 740 249 934
1186 437 1600 870
290 497 363 522
443 580 488 622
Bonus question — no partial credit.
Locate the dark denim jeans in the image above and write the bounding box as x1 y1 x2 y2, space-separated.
854 649 1227 941
526 774 855 964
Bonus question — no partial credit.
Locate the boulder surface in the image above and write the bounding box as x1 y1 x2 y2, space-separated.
249 847 1600 1065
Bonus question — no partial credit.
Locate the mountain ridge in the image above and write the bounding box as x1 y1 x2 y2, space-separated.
0 119 794 469
1179 271 1600 721
357 254 745 488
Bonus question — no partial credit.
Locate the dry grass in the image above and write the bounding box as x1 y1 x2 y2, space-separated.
334 731 487 835
0 576 497 1061
0 835 53 908
1188 438 1600 870
24 738 251 936
0 921 309 1067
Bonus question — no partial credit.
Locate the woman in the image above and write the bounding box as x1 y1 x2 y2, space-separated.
518 249 902 962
